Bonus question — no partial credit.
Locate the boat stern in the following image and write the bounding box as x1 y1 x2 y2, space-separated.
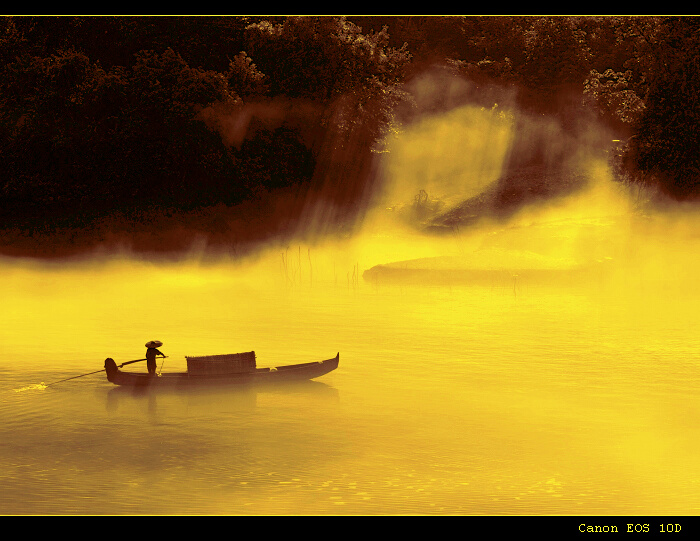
104 358 118 383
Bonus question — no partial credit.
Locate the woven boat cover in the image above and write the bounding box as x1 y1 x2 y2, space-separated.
186 351 256 375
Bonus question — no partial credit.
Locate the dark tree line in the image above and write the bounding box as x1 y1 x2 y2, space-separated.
0 16 411 235
355 16 700 200
0 16 698 241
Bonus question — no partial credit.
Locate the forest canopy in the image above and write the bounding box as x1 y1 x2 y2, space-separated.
1 16 698 254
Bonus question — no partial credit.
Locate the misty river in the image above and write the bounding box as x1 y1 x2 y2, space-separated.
2 96 700 515
2 178 700 515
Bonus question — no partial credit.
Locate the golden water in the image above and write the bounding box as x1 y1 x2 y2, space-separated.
2 102 700 515
1 199 700 515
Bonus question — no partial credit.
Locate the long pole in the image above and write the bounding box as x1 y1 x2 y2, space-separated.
118 358 147 368
44 357 166 387
45 368 106 387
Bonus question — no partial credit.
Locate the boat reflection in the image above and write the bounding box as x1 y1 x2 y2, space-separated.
105 378 339 415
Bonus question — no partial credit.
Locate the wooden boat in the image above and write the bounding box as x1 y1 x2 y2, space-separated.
104 352 339 387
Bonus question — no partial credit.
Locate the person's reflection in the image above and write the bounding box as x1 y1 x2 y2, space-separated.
105 386 158 419
148 389 159 424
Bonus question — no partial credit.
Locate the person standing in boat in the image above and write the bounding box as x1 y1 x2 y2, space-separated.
145 340 165 375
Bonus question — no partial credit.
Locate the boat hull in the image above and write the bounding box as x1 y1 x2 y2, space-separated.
106 353 339 387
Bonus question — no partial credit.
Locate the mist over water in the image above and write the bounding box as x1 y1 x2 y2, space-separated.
2 79 700 515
